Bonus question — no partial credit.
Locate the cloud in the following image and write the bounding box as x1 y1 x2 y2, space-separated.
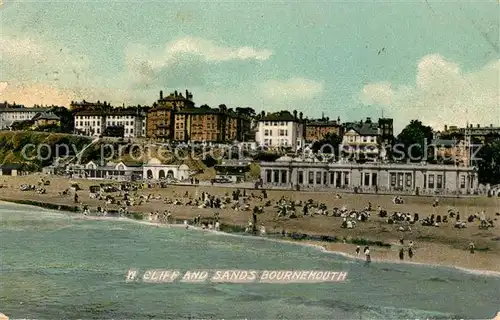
359 54 500 132
259 77 325 101
124 37 273 87
0 81 140 107
0 33 90 84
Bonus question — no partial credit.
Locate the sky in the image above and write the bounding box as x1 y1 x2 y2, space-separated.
0 0 499 133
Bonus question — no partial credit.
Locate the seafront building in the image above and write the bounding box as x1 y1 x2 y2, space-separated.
255 110 305 151
73 107 146 138
0 104 54 130
259 156 479 195
70 158 191 181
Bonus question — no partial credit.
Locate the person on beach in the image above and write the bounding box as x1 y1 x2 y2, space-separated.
408 247 413 259
399 237 404 245
365 247 371 263
409 241 414 249
184 220 189 229
399 247 404 260
355 246 360 256
469 241 475 254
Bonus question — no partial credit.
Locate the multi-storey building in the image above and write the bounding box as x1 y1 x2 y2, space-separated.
146 90 194 140
74 108 146 138
431 138 469 166
341 118 380 159
305 116 342 142
255 110 305 151
441 123 500 143
146 90 251 143
0 103 52 129
173 105 250 143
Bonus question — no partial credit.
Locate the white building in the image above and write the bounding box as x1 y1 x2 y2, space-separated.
341 120 380 159
143 158 191 181
0 107 51 129
255 111 305 151
74 109 146 138
260 157 480 195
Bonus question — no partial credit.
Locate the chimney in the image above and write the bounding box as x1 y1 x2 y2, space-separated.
160 90 163 99
186 90 189 99
337 116 340 123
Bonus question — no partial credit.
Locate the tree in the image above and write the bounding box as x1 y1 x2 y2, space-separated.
311 132 342 158
50 106 74 133
395 120 434 162
476 138 500 185
235 107 256 118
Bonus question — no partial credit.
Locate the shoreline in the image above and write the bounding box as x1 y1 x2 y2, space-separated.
2 198 499 277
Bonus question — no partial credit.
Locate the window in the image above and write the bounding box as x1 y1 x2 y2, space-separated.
405 173 412 187
266 170 272 183
308 172 314 184
372 173 377 186
285 130 288 136
323 172 327 185
437 174 443 189
397 173 404 187
343 172 349 185
264 129 269 136
281 170 287 184
460 175 466 189
428 175 435 189
316 172 321 184
330 172 335 185
390 173 396 187
298 171 304 184
269 130 273 136
364 173 370 186
363 136 367 143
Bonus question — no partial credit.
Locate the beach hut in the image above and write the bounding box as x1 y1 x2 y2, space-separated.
0 163 23 176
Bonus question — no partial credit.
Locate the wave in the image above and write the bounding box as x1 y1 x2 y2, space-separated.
2 202 500 278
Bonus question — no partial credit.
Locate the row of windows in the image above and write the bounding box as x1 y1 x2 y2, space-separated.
77 121 144 127
345 136 377 143
77 115 141 120
262 121 289 126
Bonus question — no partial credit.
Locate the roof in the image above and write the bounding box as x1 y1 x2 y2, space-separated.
0 107 50 113
306 120 340 127
75 109 145 117
260 111 297 122
0 163 23 170
432 139 459 146
344 122 379 136
33 112 60 121
121 161 143 167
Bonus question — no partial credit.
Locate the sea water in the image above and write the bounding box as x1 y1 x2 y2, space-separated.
0 202 499 319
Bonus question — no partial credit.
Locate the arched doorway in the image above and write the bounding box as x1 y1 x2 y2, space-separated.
147 169 153 179
159 170 166 180
167 170 175 179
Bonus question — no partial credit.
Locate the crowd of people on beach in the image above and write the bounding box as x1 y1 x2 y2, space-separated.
10 176 497 263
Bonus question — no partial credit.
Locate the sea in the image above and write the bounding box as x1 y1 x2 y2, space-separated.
0 202 499 319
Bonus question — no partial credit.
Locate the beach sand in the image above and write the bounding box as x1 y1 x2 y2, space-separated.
1 174 499 273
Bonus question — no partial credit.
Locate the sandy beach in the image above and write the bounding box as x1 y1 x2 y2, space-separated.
1 174 499 273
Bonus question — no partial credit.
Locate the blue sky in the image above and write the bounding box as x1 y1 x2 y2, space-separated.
1 0 499 132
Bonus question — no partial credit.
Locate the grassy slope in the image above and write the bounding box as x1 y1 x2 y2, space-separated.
0 131 92 169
